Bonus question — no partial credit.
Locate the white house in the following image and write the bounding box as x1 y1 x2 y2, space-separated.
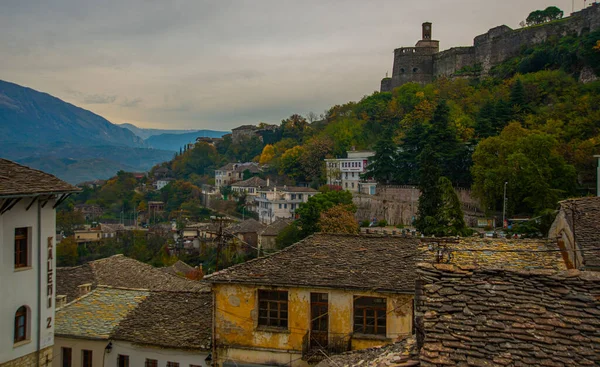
214 162 261 190
325 150 376 194
154 178 175 190
53 287 212 367
0 159 79 366
254 186 318 224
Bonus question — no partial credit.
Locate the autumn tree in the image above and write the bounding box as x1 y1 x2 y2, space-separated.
259 144 276 164
57 237 78 266
296 189 355 236
318 204 359 234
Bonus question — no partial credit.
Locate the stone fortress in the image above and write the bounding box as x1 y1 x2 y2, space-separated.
380 3 600 92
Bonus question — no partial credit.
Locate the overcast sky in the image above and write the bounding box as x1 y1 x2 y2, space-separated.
0 0 581 130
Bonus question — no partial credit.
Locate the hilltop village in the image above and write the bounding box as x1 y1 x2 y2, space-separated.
3 3 600 367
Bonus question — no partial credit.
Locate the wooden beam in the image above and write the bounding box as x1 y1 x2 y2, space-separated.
0 199 11 214
40 196 51 209
25 197 38 211
1 198 21 215
53 193 72 209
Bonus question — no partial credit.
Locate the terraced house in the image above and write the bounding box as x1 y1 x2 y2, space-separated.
0 159 79 367
204 234 420 366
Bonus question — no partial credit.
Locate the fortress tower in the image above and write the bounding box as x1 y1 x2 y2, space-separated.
381 22 440 92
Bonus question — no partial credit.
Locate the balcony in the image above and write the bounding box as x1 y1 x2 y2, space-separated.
301 331 352 364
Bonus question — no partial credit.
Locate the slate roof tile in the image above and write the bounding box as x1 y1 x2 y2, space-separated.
260 218 293 236
231 176 267 188
0 158 80 197
205 233 420 293
227 218 266 234
557 197 600 269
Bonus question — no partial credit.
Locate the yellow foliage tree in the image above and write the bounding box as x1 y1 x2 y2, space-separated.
318 204 359 234
594 40 600 51
259 144 276 164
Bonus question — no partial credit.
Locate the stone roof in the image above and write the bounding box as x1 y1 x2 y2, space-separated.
57 255 207 302
232 124 257 131
227 218 266 234
56 287 212 350
160 260 195 277
55 287 148 340
111 291 212 350
99 223 125 233
418 238 567 271
231 176 267 188
260 218 293 237
0 158 80 197
555 197 600 269
205 233 420 293
417 263 600 367
317 337 418 367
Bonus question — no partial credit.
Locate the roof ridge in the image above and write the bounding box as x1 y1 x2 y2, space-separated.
204 233 318 280
56 287 100 310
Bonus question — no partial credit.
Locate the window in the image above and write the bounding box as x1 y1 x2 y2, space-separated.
413 67 419 73
299 194 303 200
82 350 93 367
145 360 158 367
14 227 29 268
14 306 27 343
62 347 72 367
258 290 288 328
118 355 129 367
278 204 282 209
354 297 386 335
284 204 287 209
167 363 180 367
351 183 355 189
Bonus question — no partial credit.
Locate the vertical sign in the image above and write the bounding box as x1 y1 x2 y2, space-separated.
47 236 53 328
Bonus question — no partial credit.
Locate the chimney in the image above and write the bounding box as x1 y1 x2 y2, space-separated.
266 178 270 187
78 283 92 297
56 295 67 309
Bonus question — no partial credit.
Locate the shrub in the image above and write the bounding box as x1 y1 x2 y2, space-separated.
377 219 388 227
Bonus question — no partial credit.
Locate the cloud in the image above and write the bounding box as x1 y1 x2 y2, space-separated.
82 94 117 104
119 98 142 108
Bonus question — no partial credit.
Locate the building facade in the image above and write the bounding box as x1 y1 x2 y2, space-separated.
325 150 376 194
205 234 419 367
215 163 261 190
254 186 318 224
0 159 79 367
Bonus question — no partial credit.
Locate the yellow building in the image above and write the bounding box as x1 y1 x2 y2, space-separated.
205 233 419 366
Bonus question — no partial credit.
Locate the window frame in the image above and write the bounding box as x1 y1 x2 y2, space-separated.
82 350 93 367
14 306 28 343
61 347 72 367
166 362 180 367
144 359 158 367
353 296 387 336
14 227 30 269
257 290 289 329
117 354 129 367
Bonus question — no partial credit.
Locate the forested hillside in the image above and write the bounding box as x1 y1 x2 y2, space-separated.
152 30 600 221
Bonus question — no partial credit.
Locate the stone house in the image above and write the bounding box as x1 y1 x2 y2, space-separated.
215 162 261 190
226 218 266 254
549 196 600 271
258 218 293 253
53 287 212 367
204 233 420 366
0 159 79 367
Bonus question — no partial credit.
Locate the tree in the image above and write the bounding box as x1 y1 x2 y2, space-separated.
279 146 306 181
275 222 303 250
437 177 471 236
526 6 563 26
56 210 85 236
414 146 443 235
318 204 359 234
57 237 78 266
363 129 398 184
296 189 355 236
259 144 276 164
299 136 333 184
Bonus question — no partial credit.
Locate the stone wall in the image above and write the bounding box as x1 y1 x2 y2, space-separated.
417 264 600 366
0 347 52 367
433 47 476 77
353 186 483 226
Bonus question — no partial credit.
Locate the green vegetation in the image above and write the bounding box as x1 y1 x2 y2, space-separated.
526 6 564 26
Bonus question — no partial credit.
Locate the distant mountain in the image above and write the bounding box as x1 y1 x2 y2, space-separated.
145 130 227 151
0 80 174 183
0 80 144 148
118 123 201 139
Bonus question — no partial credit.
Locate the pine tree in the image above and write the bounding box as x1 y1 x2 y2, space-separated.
415 146 442 235
509 78 527 118
363 128 398 184
437 177 470 236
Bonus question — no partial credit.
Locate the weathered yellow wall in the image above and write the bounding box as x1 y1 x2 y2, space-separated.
214 284 413 366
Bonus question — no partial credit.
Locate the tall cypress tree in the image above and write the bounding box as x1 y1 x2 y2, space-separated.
415 146 442 235
363 127 398 184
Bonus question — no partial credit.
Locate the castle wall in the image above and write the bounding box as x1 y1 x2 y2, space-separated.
433 47 476 77
388 47 436 90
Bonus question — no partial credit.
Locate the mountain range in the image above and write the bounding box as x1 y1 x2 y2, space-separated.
0 80 227 183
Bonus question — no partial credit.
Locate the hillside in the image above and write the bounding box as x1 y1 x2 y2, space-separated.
0 80 174 183
0 80 144 149
119 123 199 139
145 130 227 151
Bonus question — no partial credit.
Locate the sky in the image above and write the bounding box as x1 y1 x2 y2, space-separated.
0 0 583 131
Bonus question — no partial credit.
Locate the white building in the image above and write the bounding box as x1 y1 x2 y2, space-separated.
254 186 318 224
325 150 377 194
53 287 211 367
0 159 79 366
154 178 175 190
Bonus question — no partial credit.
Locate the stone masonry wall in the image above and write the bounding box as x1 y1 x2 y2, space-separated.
417 263 600 366
354 186 483 226
0 347 53 367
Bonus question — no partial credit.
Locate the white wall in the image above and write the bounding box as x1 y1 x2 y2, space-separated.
0 199 56 364
109 341 209 367
53 337 105 367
